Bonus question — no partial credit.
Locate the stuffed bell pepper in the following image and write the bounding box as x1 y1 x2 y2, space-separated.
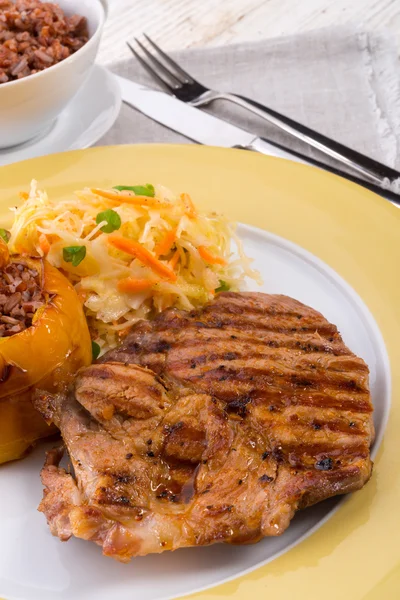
0 238 91 464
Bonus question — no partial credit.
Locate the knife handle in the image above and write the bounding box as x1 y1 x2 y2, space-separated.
239 137 400 206
213 91 400 186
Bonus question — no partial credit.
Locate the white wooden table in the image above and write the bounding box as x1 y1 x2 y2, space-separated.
98 0 400 65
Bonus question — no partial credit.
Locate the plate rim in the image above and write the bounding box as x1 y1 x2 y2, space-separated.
0 144 398 600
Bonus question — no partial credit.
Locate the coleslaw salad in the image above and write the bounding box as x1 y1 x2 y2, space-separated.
8 181 261 352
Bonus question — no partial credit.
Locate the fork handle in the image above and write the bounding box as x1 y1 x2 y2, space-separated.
204 91 400 186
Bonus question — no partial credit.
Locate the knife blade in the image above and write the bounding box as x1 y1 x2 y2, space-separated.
116 75 400 206
116 76 299 161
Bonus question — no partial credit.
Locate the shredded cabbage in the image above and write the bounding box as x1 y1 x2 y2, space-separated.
9 181 262 351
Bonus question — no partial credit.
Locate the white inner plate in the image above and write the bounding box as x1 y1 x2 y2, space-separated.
0 224 390 600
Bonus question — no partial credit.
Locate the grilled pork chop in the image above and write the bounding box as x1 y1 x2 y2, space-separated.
36 293 374 561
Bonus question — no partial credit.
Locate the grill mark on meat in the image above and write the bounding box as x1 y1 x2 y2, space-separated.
122 329 349 359
166 333 357 360
164 373 371 412
283 413 367 436
165 345 347 364
254 419 369 443
199 316 337 337
197 294 320 318
282 441 369 462
176 365 368 407
152 315 338 338
119 366 371 413
314 420 365 435
147 302 331 324
205 305 308 319
166 360 368 391
283 394 372 412
161 295 336 327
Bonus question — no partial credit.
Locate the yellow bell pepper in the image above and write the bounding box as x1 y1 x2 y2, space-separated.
0 254 92 464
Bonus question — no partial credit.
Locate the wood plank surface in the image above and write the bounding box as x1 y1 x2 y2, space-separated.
98 0 400 65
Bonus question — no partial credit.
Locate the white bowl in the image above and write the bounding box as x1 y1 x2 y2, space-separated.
0 0 107 149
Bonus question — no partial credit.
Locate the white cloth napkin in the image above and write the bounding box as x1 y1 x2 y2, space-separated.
98 26 400 170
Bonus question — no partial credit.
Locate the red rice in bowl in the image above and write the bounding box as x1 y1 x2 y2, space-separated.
0 0 88 84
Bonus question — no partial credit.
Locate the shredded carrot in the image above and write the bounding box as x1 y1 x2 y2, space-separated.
169 249 180 270
118 278 158 293
198 245 227 266
181 193 197 218
91 188 171 209
108 235 177 281
154 227 177 257
38 233 50 256
19 191 29 201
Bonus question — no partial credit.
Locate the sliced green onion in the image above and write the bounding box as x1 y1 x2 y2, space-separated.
113 184 155 197
0 228 10 243
92 341 101 360
96 208 121 233
216 280 230 292
63 245 87 267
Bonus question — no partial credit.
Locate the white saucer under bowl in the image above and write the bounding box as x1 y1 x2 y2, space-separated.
0 65 121 167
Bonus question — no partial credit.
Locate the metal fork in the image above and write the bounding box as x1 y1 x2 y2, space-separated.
127 35 400 187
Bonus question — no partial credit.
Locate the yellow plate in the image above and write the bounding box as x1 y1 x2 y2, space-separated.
0 145 399 600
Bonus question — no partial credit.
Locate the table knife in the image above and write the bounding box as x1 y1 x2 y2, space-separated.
116 75 400 206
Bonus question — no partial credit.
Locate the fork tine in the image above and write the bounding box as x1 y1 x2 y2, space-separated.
126 42 176 93
134 38 183 87
143 33 195 84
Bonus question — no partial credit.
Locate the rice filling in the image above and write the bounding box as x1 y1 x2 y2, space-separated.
0 260 45 336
